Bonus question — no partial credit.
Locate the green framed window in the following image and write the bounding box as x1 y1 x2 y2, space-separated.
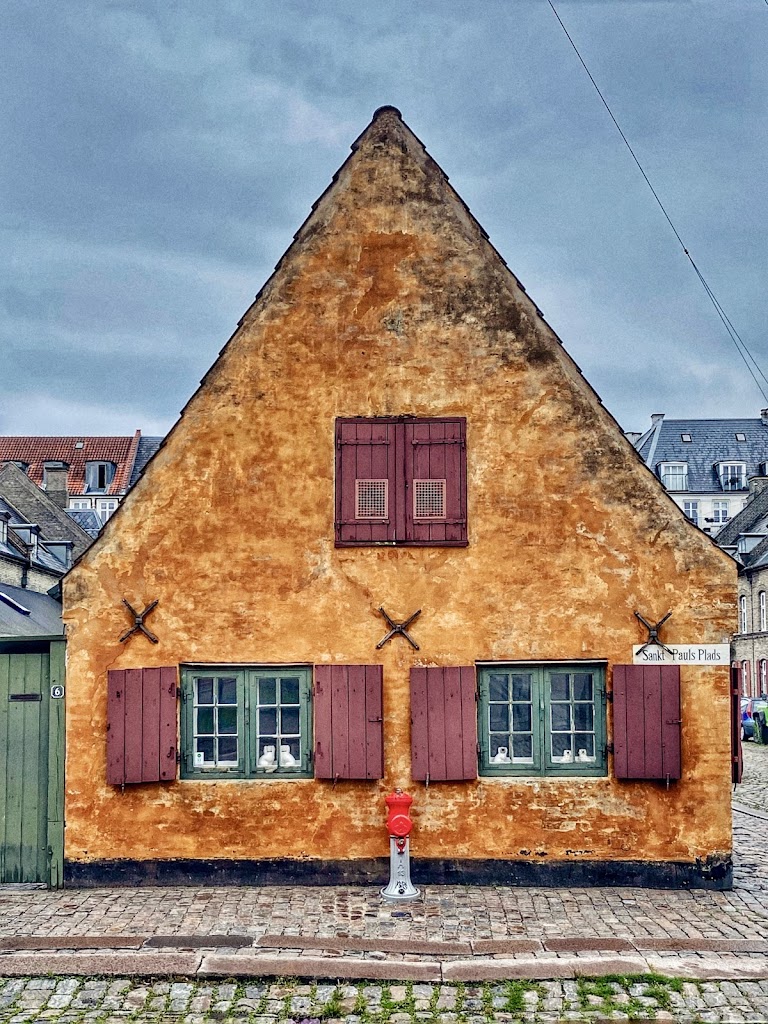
181 666 312 779
478 663 606 777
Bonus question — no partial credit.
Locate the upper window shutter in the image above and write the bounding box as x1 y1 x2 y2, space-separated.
107 667 178 785
410 666 477 781
612 664 681 781
404 419 467 545
731 664 743 785
335 420 397 545
314 665 384 780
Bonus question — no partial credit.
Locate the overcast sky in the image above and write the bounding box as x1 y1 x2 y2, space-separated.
2 0 766 437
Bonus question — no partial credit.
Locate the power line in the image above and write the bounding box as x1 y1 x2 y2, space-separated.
546 0 768 405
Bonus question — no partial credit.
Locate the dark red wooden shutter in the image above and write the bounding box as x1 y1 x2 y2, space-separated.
612 664 681 781
731 664 743 784
107 667 177 785
335 419 397 545
404 419 467 545
314 665 384 779
410 666 477 781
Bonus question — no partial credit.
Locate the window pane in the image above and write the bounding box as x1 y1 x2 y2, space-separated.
218 677 237 704
489 674 509 701
218 707 238 735
511 674 531 701
196 737 215 762
196 708 214 734
574 703 594 731
217 737 238 762
281 707 300 734
281 678 300 704
551 734 573 760
574 734 595 760
490 736 510 757
259 678 277 704
489 704 509 731
279 739 301 765
512 734 533 761
259 708 277 734
572 674 593 701
512 704 531 732
551 704 572 731
550 674 570 701
196 678 214 704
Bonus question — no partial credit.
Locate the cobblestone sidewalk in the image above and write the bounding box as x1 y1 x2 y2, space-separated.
2 975 768 1023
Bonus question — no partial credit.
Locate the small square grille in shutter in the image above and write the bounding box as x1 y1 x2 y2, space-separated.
413 479 446 520
355 479 388 519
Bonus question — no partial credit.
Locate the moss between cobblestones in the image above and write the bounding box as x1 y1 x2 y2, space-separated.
1 973 763 1023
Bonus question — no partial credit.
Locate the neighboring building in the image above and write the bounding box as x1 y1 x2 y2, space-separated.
61 107 735 891
0 461 93 593
0 462 93 564
714 481 768 698
0 431 163 525
631 413 768 534
0 580 66 885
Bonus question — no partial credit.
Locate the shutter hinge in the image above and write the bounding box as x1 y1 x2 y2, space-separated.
177 687 182 699
176 752 181 764
606 743 614 754
606 691 613 702
476 742 481 754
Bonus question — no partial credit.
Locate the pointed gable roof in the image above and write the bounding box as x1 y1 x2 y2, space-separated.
69 106 728 575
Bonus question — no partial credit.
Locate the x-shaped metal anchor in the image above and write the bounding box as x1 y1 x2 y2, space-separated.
376 607 421 650
634 610 673 656
119 599 159 645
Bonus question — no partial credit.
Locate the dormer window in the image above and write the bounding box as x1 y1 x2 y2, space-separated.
659 462 688 490
84 461 116 493
717 463 746 491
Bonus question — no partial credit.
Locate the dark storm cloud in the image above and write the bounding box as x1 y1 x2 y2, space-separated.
1 0 766 434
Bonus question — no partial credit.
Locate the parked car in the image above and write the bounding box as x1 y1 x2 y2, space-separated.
741 697 768 741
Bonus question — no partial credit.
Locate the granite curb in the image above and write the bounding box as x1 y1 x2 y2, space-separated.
3 934 768 955
0 948 767 981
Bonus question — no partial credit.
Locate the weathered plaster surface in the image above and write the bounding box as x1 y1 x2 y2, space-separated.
63 109 735 868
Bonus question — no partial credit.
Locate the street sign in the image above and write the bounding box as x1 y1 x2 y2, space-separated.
632 644 730 666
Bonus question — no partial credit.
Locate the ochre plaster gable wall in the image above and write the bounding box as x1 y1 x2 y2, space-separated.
63 109 735 869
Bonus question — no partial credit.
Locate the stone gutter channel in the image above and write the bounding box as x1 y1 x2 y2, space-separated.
0 935 767 982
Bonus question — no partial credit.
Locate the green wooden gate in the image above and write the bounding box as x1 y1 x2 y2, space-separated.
0 642 65 886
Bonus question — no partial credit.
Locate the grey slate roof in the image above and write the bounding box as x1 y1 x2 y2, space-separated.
0 582 63 638
0 462 93 557
715 485 768 546
129 436 163 487
0 496 72 574
66 508 102 538
635 417 768 493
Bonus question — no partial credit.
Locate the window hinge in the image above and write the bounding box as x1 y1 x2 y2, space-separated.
606 743 614 755
177 687 182 700
176 752 181 764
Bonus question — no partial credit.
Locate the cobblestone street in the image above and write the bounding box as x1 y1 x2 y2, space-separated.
0 746 766 1021
2 974 768 1023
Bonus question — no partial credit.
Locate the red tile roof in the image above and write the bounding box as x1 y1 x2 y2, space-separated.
0 433 141 495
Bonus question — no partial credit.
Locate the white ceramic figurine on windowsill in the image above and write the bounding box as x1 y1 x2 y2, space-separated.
258 744 278 771
279 744 297 767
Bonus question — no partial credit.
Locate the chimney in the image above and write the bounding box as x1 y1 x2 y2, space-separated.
749 474 768 497
624 431 641 444
761 409 768 427
42 461 69 509
651 413 665 425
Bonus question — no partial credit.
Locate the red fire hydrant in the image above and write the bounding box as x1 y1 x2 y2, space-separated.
381 789 419 901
